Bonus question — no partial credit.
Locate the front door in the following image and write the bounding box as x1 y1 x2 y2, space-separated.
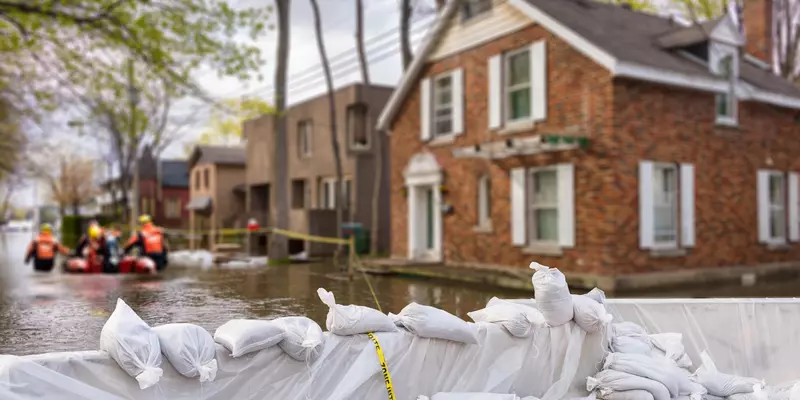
411 184 440 261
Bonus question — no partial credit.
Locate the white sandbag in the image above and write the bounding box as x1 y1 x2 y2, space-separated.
530 262 574 327
486 297 546 325
610 322 653 354
727 384 768 400
585 287 606 304
603 352 684 398
468 304 540 338
598 388 654 400
649 333 692 369
389 302 479 344
274 316 325 362
317 288 396 335
213 319 284 357
572 294 613 333
99 298 163 390
152 323 218 382
691 350 763 397
427 393 521 400
587 369 671 400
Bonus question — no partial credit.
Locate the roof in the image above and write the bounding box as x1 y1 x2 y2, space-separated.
188 145 246 168
377 0 800 130
160 160 189 188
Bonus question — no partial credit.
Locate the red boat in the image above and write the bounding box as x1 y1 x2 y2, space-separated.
64 256 155 274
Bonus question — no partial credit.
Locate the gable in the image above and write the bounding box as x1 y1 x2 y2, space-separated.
428 0 534 61
710 14 744 46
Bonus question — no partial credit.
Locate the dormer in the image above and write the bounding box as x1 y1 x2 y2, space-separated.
656 13 745 126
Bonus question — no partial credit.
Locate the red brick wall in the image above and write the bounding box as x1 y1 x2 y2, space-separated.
137 178 189 229
389 24 617 275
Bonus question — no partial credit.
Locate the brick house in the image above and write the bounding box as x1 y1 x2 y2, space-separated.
137 145 190 229
377 0 800 290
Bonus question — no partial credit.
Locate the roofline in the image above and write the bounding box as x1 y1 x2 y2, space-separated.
377 0 800 131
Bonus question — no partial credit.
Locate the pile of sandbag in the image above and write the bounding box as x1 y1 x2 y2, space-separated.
585 320 767 400
167 250 214 269
417 393 540 400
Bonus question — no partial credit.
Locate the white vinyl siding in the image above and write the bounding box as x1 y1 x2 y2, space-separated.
510 164 574 248
488 40 547 129
639 160 695 250
421 69 464 140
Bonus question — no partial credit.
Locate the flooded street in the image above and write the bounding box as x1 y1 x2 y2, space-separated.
1 231 800 356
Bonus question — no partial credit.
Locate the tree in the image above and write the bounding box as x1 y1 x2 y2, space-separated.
187 97 274 152
43 157 97 218
601 0 658 12
310 0 346 261
0 98 26 180
400 0 414 69
270 0 291 261
0 170 26 222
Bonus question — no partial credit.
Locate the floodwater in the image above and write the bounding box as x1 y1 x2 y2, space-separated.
1 231 799 356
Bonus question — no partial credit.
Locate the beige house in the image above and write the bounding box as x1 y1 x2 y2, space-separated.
186 145 247 250
243 83 394 255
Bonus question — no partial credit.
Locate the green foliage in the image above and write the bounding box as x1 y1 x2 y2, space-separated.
673 0 729 20
187 96 274 153
601 0 659 12
61 215 81 247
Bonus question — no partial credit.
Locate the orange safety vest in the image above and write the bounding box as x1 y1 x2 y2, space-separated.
140 225 164 254
35 235 58 260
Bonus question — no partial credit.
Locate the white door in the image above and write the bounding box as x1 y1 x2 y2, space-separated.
411 184 440 261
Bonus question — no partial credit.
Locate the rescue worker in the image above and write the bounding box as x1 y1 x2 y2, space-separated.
75 224 113 273
123 215 169 271
25 223 70 272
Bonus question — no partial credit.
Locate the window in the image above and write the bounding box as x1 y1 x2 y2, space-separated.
165 198 181 218
432 74 453 137
505 48 531 122
194 171 200 189
318 178 352 210
203 169 210 189
298 120 312 157
653 164 678 246
291 179 307 209
347 104 369 149
528 169 558 243
461 0 492 22
715 54 735 122
768 172 786 241
477 175 491 227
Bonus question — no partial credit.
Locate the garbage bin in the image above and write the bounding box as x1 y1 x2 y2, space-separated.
341 222 370 255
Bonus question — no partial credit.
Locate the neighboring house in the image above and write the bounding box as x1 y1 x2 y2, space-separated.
186 145 247 249
96 177 130 218
137 145 190 229
377 0 800 291
243 83 393 255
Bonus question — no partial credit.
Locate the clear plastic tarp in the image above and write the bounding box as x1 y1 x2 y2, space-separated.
1 298 798 399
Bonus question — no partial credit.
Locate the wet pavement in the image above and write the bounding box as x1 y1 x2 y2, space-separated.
1 231 799 356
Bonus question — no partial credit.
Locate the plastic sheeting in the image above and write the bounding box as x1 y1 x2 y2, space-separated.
2 323 604 400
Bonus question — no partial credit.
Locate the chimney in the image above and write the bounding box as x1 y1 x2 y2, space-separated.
743 0 774 64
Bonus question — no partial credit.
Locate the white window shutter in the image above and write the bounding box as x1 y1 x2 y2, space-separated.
557 163 575 248
680 164 695 247
531 40 547 121
420 78 432 141
757 170 770 243
639 161 654 249
488 54 502 130
452 68 464 135
510 168 526 246
789 172 799 242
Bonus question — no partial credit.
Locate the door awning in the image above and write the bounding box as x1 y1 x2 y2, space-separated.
451 134 589 160
185 196 212 211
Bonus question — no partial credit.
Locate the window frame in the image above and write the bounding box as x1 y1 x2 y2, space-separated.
431 72 454 137
298 120 313 158
527 166 559 245
291 179 307 210
193 170 200 190
165 198 181 219
319 178 336 210
767 171 787 242
504 47 532 123
347 103 370 150
477 174 491 228
460 0 493 23
652 163 679 249
203 168 210 189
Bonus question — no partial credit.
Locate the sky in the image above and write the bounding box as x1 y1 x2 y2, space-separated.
18 0 437 208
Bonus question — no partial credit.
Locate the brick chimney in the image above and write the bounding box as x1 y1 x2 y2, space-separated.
743 0 774 64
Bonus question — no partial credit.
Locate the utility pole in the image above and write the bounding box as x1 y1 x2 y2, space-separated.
127 59 140 235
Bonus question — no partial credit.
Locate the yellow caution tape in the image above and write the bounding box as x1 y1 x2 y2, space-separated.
270 228 350 245
366 332 395 400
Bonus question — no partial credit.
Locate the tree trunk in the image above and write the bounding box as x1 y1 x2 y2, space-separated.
310 0 345 261
400 0 413 70
270 0 291 261
435 0 445 10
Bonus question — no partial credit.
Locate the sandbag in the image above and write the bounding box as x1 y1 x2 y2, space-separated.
422 394 521 400
468 303 541 338
727 385 768 400
99 298 163 390
610 322 653 354
485 297 546 325
275 316 325 363
152 323 218 382
572 294 612 333
213 319 284 357
691 350 763 397
389 303 478 344
587 369 671 400
585 287 607 304
317 288 396 335
649 333 692 369
530 262 573 327
603 352 685 397
598 388 654 400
